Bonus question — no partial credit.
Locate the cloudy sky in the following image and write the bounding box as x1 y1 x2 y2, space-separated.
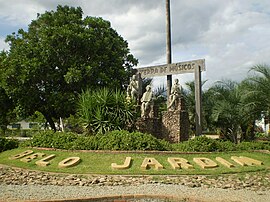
1 0 270 89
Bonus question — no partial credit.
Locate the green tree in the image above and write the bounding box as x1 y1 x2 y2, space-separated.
240 64 270 138
182 81 196 131
0 5 137 131
182 81 212 133
209 81 239 142
243 65 270 115
209 80 250 142
0 87 14 134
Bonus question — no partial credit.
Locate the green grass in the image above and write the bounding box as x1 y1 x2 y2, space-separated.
0 148 269 175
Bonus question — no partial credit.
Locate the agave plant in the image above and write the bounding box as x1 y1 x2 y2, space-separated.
77 88 136 134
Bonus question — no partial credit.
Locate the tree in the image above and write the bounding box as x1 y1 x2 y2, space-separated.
243 65 270 115
208 80 258 142
209 80 240 142
0 87 14 133
0 52 15 133
181 80 212 133
240 64 270 138
0 5 137 131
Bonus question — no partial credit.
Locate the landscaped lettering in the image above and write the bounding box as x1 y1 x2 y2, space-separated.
58 157 81 168
193 157 218 169
141 158 164 170
111 157 131 170
167 157 193 169
36 154 56 167
9 150 264 170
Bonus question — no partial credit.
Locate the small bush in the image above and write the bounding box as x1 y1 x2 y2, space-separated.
236 141 270 151
24 130 171 151
215 140 236 151
23 131 270 152
172 136 270 152
71 135 99 150
172 136 220 152
97 130 172 151
255 132 269 140
25 131 78 150
0 137 19 152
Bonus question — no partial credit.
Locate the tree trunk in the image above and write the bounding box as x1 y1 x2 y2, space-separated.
42 113 56 132
250 120 256 140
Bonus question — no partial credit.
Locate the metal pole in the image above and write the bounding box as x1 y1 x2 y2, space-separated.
166 0 172 103
194 65 202 136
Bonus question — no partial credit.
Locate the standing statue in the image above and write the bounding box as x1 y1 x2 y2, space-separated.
167 78 181 110
127 75 139 101
141 85 153 118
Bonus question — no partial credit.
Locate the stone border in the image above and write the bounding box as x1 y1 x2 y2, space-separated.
17 194 220 202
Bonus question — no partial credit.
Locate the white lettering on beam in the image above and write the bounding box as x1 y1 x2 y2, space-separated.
137 59 205 78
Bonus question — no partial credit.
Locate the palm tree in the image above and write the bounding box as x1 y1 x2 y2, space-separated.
182 80 212 133
240 64 270 138
209 80 245 143
245 65 270 112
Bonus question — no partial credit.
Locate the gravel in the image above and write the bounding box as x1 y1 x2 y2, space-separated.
0 165 269 202
1 184 270 202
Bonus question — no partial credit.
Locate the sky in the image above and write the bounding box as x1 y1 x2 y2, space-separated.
0 0 270 89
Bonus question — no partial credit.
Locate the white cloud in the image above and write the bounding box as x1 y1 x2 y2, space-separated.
0 0 270 89
0 37 9 51
0 0 45 26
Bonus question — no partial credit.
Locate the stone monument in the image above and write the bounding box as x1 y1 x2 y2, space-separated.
167 78 181 111
126 75 139 102
140 85 153 119
130 74 189 143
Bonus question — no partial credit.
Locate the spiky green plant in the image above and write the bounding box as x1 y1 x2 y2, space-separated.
77 88 135 134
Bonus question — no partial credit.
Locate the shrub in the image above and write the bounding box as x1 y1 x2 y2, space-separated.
25 130 78 150
215 140 236 151
23 130 171 151
71 135 99 150
255 132 269 139
172 136 220 152
24 131 270 152
97 130 172 151
236 141 270 151
0 137 19 152
172 136 270 152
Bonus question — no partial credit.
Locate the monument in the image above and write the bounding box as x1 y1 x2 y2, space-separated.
131 59 205 143
140 85 153 119
126 75 139 102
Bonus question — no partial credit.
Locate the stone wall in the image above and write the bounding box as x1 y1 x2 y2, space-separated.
135 98 189 143
135 117 162 139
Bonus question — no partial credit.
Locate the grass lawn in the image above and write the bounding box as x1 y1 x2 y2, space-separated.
0 147 269 175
